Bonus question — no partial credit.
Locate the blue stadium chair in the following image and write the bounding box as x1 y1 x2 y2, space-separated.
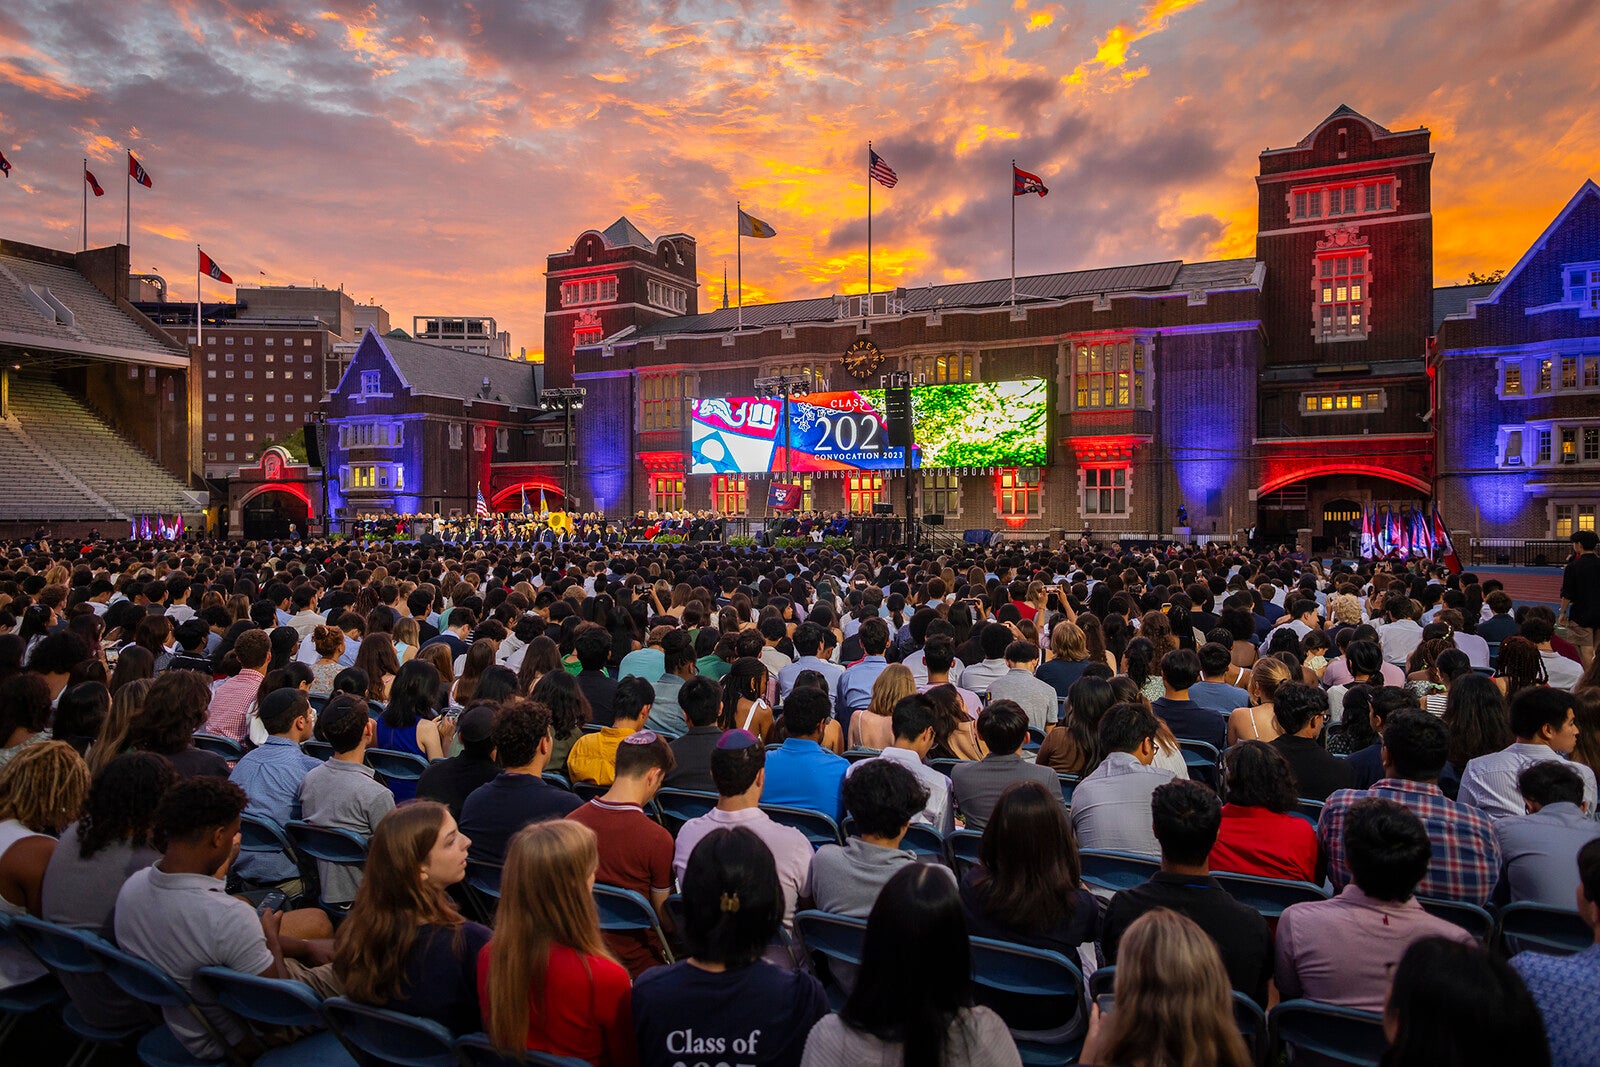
301 739 334 761
969 936 1088 1065
194 966 356 1066
571 781 608 803
192 732 244 762
321 997 457 1067
652 788 719 833
234 813 309 902
540 771 571 791
761 804 845 848
794 910 868 1011
1498 901 1592 957
284 821 369 915
1417 897 1496 944
1024 725 1046 752
929 757 962 777
455 1033 591 1067
10 914 151 1067
1268 999 1386 1066
1057 774 1079 807
1295 797 1324 826
947 828 984 877
592 884 675 964
0 913 73 1054
581 722 606 734
900 823 949 863
842 748 880 763
363 747 429 787
1077 849 1162 895
307 694 329 715
1210 872 1330 919
462 859 503 923
1089 967 1267 1064
1178 738 1221 786
78 932 232 1067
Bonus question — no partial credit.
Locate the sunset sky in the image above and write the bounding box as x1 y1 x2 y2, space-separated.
2 0 1596 359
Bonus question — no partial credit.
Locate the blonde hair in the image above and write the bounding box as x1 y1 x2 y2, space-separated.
1248 657 1293 705
866 664 916 721
1327 592 1363 626
484 821 613 1053
1050 622 1089 662
1097 909 1252 1067
88 677 153 776
0 740 91 834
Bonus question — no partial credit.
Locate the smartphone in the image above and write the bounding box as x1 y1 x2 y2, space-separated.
1047 593 1062 612
1095 993 1115 1017
256 889 286 916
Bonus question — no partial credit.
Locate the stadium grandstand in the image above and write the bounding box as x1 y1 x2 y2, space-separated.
0 240 205 536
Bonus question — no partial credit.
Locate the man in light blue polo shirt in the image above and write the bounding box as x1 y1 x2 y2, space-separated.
228 688 320 887
762 688 850 821
836 617 892 736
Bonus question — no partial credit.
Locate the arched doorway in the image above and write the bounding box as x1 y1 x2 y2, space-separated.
1322 498 1362 550
490 480 564 514
1255 466 1430 554
242 487 310 540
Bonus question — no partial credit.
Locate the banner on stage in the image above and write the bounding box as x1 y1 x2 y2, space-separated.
690 378 1048 475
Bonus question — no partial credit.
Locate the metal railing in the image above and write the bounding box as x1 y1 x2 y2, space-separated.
1468 538 1571 567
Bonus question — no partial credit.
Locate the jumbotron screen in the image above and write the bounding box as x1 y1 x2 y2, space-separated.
689 378 1048 475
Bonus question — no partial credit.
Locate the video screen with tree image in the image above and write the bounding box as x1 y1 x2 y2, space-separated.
690 378 1049 474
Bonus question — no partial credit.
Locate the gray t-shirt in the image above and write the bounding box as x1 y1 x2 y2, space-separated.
297 757 395 903
809 839 922 918
42 822 160 937
113 865 274 1059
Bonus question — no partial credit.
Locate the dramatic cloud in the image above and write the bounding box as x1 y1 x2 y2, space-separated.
0 0 1596 357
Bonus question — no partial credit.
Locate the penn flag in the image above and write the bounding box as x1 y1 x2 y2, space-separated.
0 151 10 178
1359 507 1376 559
128 151 152 188
868 148 899 189
1013 164 1048 197
1432 503 1461 574
84 168 104 196
768 482 802 512
475 486 491 519
738 208 777 239
520 485 530 515
198 249 233 285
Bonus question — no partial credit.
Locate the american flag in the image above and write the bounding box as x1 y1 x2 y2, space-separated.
475 486 490 518
869 148 898 189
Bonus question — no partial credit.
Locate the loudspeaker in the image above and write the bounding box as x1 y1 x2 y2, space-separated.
303 422 323 468
923 513 945 526
884 385 913 448
872 502 895 515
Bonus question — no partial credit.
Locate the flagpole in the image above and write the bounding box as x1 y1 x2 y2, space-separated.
736 201 743 331
124 150 131 250
1010 159 1017 307
196 246 203 354
867 141 873 308
82 158 88 251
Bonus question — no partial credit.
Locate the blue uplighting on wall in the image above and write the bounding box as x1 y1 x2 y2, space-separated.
1463 471 1528 525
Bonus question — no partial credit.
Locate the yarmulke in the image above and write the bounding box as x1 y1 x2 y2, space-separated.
622 729 661 746
716 729 760 750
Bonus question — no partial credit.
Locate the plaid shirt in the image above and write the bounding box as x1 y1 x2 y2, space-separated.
1318 778 1502 905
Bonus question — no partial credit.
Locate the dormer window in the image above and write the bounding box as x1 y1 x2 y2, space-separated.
1563 262 1600 316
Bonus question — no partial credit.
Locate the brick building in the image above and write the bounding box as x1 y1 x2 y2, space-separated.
547 106 1443 543
1434 181 1600 540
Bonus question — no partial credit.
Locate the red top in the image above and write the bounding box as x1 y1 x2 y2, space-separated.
1209 803 1319 883
567 800 675 977
477 942 637 1067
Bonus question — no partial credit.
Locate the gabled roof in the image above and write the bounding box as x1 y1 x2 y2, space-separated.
600 217 654 250
1459 180 1600 316
1432 282 1498 331
624 258 1260 340
342 328 538 407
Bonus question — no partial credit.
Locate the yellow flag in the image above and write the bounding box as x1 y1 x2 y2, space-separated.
738 208 777 239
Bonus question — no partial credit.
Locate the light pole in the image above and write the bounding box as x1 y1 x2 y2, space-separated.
539 387 587 509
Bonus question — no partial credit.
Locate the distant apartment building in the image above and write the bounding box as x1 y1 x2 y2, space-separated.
411 315 512 359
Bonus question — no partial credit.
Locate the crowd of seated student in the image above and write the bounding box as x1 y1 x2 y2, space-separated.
5 534 1600 1066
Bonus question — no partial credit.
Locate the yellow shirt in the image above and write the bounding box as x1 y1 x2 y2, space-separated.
565 725 634 786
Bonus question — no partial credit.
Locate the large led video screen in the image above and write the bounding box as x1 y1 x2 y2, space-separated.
689 378 1048 475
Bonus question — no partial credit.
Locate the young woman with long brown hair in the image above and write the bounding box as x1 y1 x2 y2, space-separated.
478 820 635 1065
334 801 488 1035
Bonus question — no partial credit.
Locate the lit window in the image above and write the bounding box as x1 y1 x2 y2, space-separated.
1582 505 1597 533
652 473 685 513
997 468 1042 517
1074 339 1149 409
1563 428 1578 460
640 374 689 430
1504 364 1523 394
1315 252 1370 338
713 474 748 515
1302 390 1385 415
1586 358 1599 388
1563 358 1578 389
1557 505 1574 538
911 353 973 383
1539 360 1552 392
846 474 885 514
1082 467 1128 516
